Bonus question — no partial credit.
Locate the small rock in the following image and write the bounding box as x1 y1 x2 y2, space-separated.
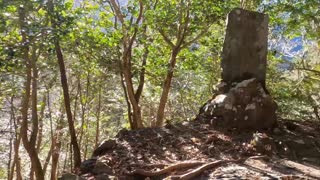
92 139 116 157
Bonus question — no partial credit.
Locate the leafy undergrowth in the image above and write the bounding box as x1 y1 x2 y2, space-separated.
77 118 320 180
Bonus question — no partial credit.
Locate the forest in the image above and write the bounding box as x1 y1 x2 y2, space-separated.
0 0 319 179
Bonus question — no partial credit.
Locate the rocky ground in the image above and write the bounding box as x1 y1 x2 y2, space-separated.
61 118 320 180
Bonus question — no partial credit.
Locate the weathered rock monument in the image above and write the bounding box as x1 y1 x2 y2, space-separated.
198 8 277 129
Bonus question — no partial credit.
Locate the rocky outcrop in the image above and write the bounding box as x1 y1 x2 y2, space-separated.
199 78 277 129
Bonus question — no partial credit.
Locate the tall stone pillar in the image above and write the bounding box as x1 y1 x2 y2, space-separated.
221 8 268 91
198 8 277 129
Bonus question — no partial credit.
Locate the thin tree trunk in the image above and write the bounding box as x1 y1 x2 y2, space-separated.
10 99 22 180
54 28 81 171
44 90 60 179
29 46 38 180
51 117 62 180
119 65 134 129
84 137 88 160
70 143 73 172
42 144 52 175
95 86 102 148
156 48 180 127
8 94 22 180
134 27 149 104
79 73 90 153
122 52 144 129
72 77 80 135
8 96 14 180
36 94 47 153
63 143 69 172
110 0 144 129
47 0 81 170
18 6 44 180
78 81 85 149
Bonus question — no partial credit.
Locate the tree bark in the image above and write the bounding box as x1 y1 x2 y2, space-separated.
119 63 134 129
18 6 44 180
134 26 149 104
47 0 82 169
54 39 82 169
156 48 180 127
8 94 23 180
122 56 144 129
110 0 144 129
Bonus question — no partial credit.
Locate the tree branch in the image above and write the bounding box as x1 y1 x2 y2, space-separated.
159 29 175 48
109 0 124 24
181 26 210 49
297 67 320 76
177 0 190 47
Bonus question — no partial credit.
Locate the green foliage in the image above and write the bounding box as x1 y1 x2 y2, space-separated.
265 0 319 41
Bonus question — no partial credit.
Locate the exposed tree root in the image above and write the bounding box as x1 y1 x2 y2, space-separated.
126 161 204 177
172 156 266 180
127 156 266 179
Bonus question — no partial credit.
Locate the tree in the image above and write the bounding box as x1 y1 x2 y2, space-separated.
108 0 145 129
18 4 44 180
149 0 233 126
47 0 82 170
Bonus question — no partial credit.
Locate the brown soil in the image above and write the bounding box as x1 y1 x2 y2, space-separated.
79 118 320 180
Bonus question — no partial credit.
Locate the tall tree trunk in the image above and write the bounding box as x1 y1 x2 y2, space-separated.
54 40 82 169
156 48 180 127
109 0 144 129
18 6 44 180
29 46 42 180
47 0 81 170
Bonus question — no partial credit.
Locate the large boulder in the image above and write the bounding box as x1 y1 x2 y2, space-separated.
199 78 277 129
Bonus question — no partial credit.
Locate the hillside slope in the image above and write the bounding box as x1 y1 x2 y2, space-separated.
62 119 320 180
